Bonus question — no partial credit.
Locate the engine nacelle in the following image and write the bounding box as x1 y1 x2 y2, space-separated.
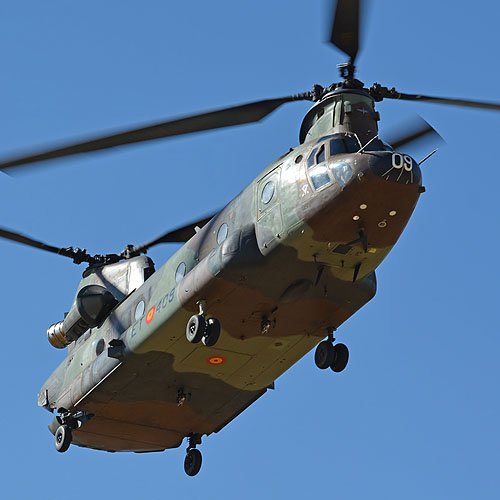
47 285 118 349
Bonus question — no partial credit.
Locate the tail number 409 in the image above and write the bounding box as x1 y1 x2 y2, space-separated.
392 153 414 171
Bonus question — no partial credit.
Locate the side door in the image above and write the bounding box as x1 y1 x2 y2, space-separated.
256 165 283 250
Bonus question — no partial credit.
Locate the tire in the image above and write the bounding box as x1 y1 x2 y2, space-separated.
330 343 349 372
202 318 221 347
314 341 335 369
186 315 206 344
184 448 202 476
54 424 72 453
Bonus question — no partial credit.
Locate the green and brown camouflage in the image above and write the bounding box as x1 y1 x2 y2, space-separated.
38 88 423 452
0 0 496 474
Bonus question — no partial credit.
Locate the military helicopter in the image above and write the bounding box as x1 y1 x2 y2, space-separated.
1 0 499 478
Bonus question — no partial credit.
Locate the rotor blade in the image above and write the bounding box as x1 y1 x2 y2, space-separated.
330 0 361 62
0 93 312 172
384 90 500 111
0 226 85 261
386 116 443 150
129 213 217 255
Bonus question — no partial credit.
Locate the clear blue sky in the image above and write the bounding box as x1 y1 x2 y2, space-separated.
1 1 499 498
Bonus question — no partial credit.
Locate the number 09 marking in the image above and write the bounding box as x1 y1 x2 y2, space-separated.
392 153 413 171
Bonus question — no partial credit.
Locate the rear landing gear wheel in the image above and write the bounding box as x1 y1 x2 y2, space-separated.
54 424 72 453
202 318 220 347
314 341 335 369
186 314 206 344
184 448 202 476
330 343 349 372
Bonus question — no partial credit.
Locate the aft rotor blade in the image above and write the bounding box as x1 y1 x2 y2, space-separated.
0 226 90 262
330 0 361 62
0 227 63 254
384 90 500 111
0 93 312 172
129 213 217 255
386 116 443 150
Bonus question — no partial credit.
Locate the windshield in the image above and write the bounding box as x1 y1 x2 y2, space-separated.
330 134 359 155
317 133 393 155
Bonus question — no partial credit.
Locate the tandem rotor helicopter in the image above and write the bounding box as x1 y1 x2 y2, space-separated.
1 0 499 477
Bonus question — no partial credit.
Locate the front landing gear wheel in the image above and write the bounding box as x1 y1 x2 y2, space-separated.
186 314 206 344
202 318 221 347
184 448 202 476
315 341 335 369
55 424 72 453
331 343 349 372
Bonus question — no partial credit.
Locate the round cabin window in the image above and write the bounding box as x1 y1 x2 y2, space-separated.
217 223 228 245
134 300 145 320
95 338 105 356
175 262 186 283
261 181 275 204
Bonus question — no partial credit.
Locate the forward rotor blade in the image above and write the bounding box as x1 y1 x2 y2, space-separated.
0 93 311 172
129 212 216 255
386 116 443 150
383 90 500 111
330 0 361 62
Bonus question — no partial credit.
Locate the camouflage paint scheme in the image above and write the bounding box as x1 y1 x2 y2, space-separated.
39 89 423 452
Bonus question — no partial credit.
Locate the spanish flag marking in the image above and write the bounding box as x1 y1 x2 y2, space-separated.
206 356 226 365
145 306 156 325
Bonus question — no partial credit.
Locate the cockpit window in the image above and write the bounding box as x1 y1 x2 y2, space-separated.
307 147 318 168
309 165 330 190
325 133 394 155
330 161 353 188
315 144 325 164
307 144 331 190
329 134 360 156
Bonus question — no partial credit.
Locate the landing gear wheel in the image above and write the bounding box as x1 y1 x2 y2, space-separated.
315 341 335 369
184 448 202 476
54 424 72 453
202 318 221 347
331 343 349 373
186 314 206 344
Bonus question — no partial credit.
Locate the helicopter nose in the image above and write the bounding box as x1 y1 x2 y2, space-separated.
369 151 421 185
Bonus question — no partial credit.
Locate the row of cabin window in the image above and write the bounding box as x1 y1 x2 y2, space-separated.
133 222 229 321
172 222 228 284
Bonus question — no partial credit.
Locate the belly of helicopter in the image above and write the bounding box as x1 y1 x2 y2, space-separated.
63 244 376 452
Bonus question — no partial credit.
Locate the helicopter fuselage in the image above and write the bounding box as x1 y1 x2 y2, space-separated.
39 93 423 452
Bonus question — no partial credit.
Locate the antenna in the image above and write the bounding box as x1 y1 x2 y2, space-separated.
357 134 379 153
418 148 439 165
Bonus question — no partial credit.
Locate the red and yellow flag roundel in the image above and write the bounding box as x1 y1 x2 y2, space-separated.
206 356 226 365
145 306 156 325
